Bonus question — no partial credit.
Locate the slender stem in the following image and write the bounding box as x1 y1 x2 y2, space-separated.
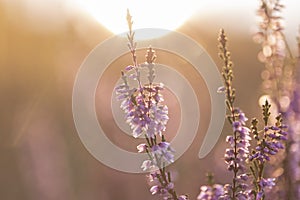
219 29 238 200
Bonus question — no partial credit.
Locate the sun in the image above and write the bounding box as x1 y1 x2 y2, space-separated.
75 0 200 34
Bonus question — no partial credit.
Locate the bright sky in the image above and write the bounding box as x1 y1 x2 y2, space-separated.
2 0 300 47
74 0 201 34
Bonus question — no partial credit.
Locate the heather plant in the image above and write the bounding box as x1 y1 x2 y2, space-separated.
217 29 251 200
253 0 300 199
248 101 287 199
197 173 224 200
209 29 287 200
115 10 188 200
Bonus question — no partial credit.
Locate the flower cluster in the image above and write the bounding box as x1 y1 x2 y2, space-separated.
115 73 168 139
197 174 224 200
217 29 250 200
139 141 175 170
225 109 251 173
147 169 188 200
220 109 252 199
115 10 187 200
197 184 224 200
248 100 287 199
249 111 287 163
198 28 288 200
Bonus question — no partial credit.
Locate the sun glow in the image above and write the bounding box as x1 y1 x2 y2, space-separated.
75 0 200 34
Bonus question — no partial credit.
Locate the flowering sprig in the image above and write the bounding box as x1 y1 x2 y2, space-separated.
249 100 287 199
254 0 291 109
115 10 187 200
217 29 251 200
196 28 291 200
197 173 224 200
254 0 300 199
254 0 296 112
254 0 287 61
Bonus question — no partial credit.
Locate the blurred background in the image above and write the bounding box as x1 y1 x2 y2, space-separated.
0 0 300 199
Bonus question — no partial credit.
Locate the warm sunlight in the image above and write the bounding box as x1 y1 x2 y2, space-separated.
75 0 201 34
2 0 300 199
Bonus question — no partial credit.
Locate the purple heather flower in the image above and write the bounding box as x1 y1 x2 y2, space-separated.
178 195 188 200
150 182 170 197
148 170 178 199
141 160 153 171
148 171 160 183
197 184 224 200
167 182 174 190
217 86 226 93
197 186 210 199
226 136 234 147
116 71 170 139
151 142 175 165
133 126 143 138
223 108 251 199
250 122 287 163
150 185 160 195
158 141 170 149
251 178 276 200
256 191 263 200
238 111 248 124
238 174 248 181
137 143 147 153
125 65 134 71
219 184 232 200
225 110 251 173
148 104 169 137
235 192 247 200
259 178 275 188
